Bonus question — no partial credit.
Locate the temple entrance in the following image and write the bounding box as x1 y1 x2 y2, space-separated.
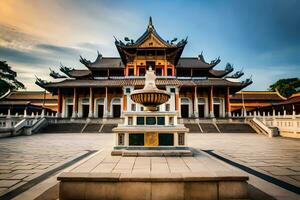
198 104 205 118
98 105 104 118
67 105 73 118
181 105 189 118
113 105 121 118
214 104 220 118
111 98 121 118
82 105 89 118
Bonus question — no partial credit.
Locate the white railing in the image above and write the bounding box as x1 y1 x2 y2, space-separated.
0 110 55 137
245 110 300 138
251 118 278 137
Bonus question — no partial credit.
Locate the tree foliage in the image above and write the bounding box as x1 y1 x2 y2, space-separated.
0 61 25 97
268 78 300 98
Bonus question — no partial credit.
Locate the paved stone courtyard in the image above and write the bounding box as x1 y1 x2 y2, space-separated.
189 133 300 188
0 132 299 197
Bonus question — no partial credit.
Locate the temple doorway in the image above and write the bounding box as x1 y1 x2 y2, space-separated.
213 98 221 118
67 105 73 118
181 105 189 118
98 105 104 118
113 105 121 118
82 105 89 118
180 97 191 118
111 98 121 118
198 104 205 118
214 104 220 118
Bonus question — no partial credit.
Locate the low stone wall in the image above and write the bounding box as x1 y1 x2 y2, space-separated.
58 172 249 200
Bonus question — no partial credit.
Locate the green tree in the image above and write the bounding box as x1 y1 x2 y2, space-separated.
0 61 25 97
268 78 300 98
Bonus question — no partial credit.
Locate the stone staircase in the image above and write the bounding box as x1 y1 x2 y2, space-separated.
216 123 256 133
39 123 85 133
184 124 202 133
82 123 102 133
100 124 117 133
199 123 219 133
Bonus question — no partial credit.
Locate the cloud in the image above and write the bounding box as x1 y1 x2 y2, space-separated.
0 46 52 65
35 43 80 57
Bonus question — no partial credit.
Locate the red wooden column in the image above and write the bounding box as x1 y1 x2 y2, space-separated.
72 88 78 118
88 87 94 118
209 86 214 118
225 87 231 117
57 88 62 117
175 92 179 112
164 64 167 76
123 94 127 112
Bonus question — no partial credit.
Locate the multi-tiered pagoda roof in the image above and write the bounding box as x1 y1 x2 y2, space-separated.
36 17 252 94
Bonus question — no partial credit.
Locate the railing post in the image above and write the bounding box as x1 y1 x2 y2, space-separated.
24 109 27 118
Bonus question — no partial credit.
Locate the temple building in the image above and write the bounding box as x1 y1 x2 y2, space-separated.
231 91 286 114
36 17 252 119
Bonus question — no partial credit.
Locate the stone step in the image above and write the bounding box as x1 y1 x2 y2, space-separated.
217 123 257 133
39 123 85 133
199 123 219 133
184 124 201 133
58 172 249 200
82 123 102 133
100 124 117 133
111 150 193 157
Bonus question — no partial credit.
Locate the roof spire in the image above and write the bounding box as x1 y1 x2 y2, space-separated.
148 16 154 29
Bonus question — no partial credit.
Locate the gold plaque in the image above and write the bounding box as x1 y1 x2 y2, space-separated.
144 132 158 146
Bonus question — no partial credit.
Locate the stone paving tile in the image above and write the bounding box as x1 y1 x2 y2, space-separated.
7 174 29 180
0 180 20 188
0 134 112 197
188 133 300 188
1 132 300 197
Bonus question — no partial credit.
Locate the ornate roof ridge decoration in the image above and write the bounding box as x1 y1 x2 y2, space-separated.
49 68 67 79
80 52 123 69
226 68 244 79
35 75 49 88
59 63 74 77
115 17 187 48
198 51 221 68
114 17 188 65
79 51 102 68
241 75 253 87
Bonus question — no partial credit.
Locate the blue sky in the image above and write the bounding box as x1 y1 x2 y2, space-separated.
0 0 299 90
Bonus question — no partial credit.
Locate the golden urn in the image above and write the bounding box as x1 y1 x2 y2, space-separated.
130 67 170 111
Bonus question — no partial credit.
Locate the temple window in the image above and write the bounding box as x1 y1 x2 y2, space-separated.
126 88 131 94
128 117 133 125
146 117 156 125
139 68 146 76
169 117 174 125
131 104 136 111
165 104 170 111
167 68 173 76
178 133 185 145
157 117 165 125
155 68 162 76
118 133 125 145
137 117 145 125
128 68 134 76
